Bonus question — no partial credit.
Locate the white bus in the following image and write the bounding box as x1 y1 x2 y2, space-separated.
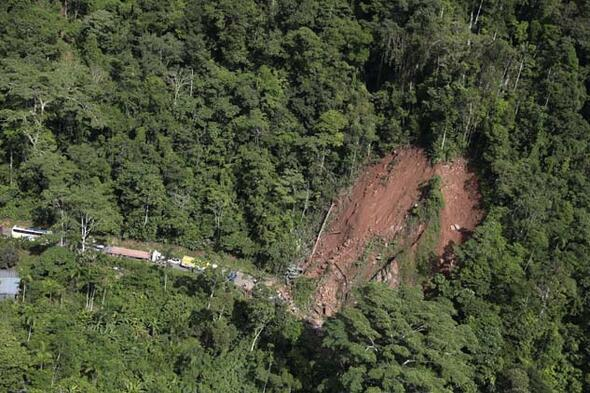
11 226 51 240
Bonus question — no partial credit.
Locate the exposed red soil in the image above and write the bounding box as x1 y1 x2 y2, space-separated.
435 159 484 270
304 148 434 276
303 147 483 324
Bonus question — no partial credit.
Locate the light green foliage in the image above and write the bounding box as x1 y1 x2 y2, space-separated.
0 239 19 269
0 0 377 263
116 161 166 240
0 317 30 391
292 276 316 311
0 0 589 391
3 246 303 392
457 216 525 299
67 179 121 251
319 284 478 393
403 176 444 279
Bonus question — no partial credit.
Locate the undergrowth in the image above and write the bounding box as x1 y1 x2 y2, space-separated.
400 176 445 281
292 276 317 311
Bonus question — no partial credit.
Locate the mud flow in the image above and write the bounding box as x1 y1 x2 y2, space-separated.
302 147 483 325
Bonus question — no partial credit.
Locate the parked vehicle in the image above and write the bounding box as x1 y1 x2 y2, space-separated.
10 226 51 241
181 255 196 269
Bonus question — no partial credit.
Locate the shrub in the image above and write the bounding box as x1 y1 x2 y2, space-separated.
0 241 19 269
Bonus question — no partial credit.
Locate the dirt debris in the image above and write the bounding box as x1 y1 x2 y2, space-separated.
303 147 483 325
435 159 484 271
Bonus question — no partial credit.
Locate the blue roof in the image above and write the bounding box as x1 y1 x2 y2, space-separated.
0 269 20 296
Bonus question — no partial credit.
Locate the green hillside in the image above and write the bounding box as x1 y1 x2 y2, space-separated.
1 0 589 392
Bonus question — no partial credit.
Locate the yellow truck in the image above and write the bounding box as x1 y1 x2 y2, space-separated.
181 256 197 269
180 256 217 271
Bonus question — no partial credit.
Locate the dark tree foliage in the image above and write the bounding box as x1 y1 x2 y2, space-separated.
0 247 304 392
318 284 479 392
1 0 589 392
0 240 19 269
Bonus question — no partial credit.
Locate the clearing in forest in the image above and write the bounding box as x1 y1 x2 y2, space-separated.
302 147 483 324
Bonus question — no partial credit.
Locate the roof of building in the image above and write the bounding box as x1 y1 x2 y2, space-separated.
0 269 18 278
0 269 20 296
105 246 150 260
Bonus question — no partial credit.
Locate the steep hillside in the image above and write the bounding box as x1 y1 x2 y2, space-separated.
436 158 482 268
303 147 483 323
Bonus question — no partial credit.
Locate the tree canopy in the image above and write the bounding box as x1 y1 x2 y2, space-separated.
1 0 589 392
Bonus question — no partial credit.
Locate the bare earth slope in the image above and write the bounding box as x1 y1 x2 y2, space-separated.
435 159 483 268
303 147 483 323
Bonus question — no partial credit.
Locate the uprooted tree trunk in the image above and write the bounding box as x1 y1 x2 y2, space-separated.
309 202 335 261
250 323 267 352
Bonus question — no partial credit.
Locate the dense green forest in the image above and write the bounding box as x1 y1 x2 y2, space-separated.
1 0 590 392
